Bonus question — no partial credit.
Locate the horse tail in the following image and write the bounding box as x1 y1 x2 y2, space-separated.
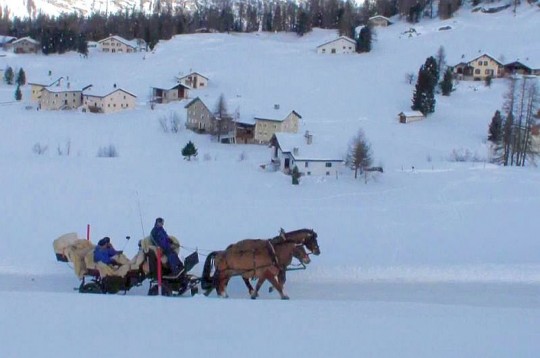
201 251 218 291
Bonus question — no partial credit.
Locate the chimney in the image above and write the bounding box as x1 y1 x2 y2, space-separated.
305 130 313 145
67 82 70 89
293 147 299 156
113 83 117 89
274 104 280 110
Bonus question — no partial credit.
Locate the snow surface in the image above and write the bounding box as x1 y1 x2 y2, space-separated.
1 4 540 357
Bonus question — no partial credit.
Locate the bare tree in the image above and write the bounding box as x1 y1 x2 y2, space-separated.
346 129 373 179
436 45 446 78
214 93 229 142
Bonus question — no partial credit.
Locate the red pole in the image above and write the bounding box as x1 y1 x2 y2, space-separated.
86 224 90 241
157 247 162 296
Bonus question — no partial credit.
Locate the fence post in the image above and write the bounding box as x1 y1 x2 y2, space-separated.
157 247 162 296
86 224 90 241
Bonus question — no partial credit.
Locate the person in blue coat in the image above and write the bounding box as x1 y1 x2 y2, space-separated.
150 217 184 276
94 237 123 265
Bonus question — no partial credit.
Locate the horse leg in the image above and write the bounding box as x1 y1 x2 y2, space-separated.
219 275 230 298
243 277 256 297
269 269 286 293
215 272 229 298
267 272 289 300
251 275 267 300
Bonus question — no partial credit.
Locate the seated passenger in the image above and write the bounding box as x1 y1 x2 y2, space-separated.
94 237 128 266
150 217 184 276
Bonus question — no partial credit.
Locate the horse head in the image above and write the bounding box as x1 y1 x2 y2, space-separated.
293 244 311 264
303 229 320 256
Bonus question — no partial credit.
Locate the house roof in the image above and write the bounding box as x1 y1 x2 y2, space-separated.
151 81 191 91
12 36 39 45
43 82 92 93
468 53 504 66
178 72 209 81
28 76 63 87
317 36 356 49
273 132 344 162
83 85 136 98
505 58 540 70
399 111 425 117
254 109 302 122
0 35 17 45
369 15 392 23
98 35 139 49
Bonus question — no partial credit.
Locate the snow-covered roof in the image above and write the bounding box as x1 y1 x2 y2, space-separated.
0 35 16 45
399 111 425 117
28 76 63 87
12 36 39 45
254 108 301 122
316 36 356 48
178 71 209 80
43 81 92 93
369 15 392 22
151 81 190 90
274 132 344 162
83 85 136 98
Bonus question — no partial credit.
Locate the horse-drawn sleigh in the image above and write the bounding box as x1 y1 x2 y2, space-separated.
53 228 320 299
53 233 200 296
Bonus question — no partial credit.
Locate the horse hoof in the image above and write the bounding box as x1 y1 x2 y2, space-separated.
251 295 257 300
281 295 290 300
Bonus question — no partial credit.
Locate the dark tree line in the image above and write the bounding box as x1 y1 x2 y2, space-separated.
0 0 462 55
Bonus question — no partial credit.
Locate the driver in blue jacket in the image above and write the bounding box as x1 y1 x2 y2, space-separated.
150 217 184 276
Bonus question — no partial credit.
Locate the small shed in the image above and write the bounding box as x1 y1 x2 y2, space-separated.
398 111 425 123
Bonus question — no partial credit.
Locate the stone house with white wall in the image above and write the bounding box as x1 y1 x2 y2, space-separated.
82 86 137 113
452 54 504 81
178 72 209 89
39 82 91 110
28 77 63 102
5 37 40 53
316 36 356 54
184 97 235 138
98 36 145 53
270 132 345 176
254 106 301 143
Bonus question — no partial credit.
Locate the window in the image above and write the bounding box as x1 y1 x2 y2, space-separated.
305 162 309 168
325 163 332 167
475 69 481 74
484 61 488 66
485 69 493 75
307 172 311 176
326 171 330 176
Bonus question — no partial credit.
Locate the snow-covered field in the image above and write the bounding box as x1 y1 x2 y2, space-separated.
1 5 539 357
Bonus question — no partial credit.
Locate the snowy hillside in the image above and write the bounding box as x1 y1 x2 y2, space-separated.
1 5 540 357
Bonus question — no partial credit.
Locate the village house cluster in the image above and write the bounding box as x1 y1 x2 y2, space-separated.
3 31 538 176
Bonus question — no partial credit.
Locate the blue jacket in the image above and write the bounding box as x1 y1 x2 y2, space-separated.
151 226 172 251
94 245 120 265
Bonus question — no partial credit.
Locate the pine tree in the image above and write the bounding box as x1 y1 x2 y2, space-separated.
356 26 372 53
411 57 438 115
4 66 14 85
16 68 26 86
488 110 503 143
76 33 88 57
411 66 435 114
440 68 453 96
181 141 198 160
14 85 22 101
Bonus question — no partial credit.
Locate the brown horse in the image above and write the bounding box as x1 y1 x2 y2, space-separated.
201 229 319 299
243 243 310 299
